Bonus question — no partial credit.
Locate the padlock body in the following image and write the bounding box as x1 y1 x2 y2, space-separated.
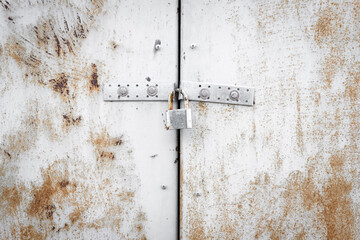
165 109 192 130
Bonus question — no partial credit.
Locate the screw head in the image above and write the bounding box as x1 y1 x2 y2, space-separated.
147 86 158 96
199 88 210 100
190 43 196 49
161 185 167 190
195 192 201 197
229 90 239 101
117 86 128 97
155 44 161 51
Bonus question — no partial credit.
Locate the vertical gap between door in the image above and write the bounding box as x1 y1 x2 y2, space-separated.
176 0 181 239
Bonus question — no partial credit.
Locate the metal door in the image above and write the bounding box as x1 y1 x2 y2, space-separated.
0 1 178 239
180 0 360 239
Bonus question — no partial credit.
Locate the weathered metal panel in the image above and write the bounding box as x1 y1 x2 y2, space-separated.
180 0 360 239
0 0 178 239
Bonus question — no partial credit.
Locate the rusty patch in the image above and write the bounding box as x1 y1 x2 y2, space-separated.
49 73 70 100
197 102 209 117
345 64 360 102
5 38 41 69
188 210 205 240
59 179 70 188
62 114 82 131
0 186 22 214
69 207 84 224
27 174 57 220
89 63 100 93
33 17 87 57
90 129 123 148
314 7 343 46
20 225 44 240
110 41 119 49
90 129 123 163
27 163 76 221
2 130 36 158
296 92 304 153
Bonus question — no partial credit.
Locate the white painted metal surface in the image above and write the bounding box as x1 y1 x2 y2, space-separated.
0 0 178 239
180 0 360 239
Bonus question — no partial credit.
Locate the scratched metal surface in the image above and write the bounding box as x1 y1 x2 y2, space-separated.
0 0 178 239
180 0 360 239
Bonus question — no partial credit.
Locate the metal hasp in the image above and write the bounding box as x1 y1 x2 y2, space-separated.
103 82 175 101
103 82 255 106
180 81 255 106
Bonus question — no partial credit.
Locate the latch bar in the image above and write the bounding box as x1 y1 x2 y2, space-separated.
103 81 255 106
103 82 175 101
179 82 255 106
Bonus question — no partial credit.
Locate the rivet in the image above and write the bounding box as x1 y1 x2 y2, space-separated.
161 185 167 190
190 43 196 49
195 192 201 197
154 39 161 51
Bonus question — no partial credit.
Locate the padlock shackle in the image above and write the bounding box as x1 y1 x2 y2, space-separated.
168 89 189 110
168 90 175 110
181 90 190 109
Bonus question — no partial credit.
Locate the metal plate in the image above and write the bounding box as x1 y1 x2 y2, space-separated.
103 82 174 101
180 81 255 106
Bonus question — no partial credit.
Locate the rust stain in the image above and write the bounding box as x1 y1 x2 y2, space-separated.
313 6 343 46
89 63 100 93
20 225 44 240
90 129 123 163
2 130 36 158
62 114 82 132
49 73 70 100
188 209 206 240
296 92 304 153
69 207 84 224
110 41 119 49
5 37 41 69
345 63 360 102
27 163 76 221
283 153 355 239
118 191 135 202
197 102 208 117
27 174 57 220
33 16 89 57
322 47 345 87
0 186 22 214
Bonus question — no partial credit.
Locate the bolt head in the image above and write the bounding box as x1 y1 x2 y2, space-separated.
147 86 158 96
199 89 210 99
117 86 128 97
155 44 161 50
229 90 239 100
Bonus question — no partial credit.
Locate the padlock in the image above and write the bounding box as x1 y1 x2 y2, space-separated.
165 90 192 130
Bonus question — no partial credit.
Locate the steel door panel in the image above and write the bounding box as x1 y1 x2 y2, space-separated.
0 0 178 239
180 0 360 239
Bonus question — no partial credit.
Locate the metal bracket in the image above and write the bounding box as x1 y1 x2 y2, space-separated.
103 81 255 106
179 82 255 106
103 82 175 101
